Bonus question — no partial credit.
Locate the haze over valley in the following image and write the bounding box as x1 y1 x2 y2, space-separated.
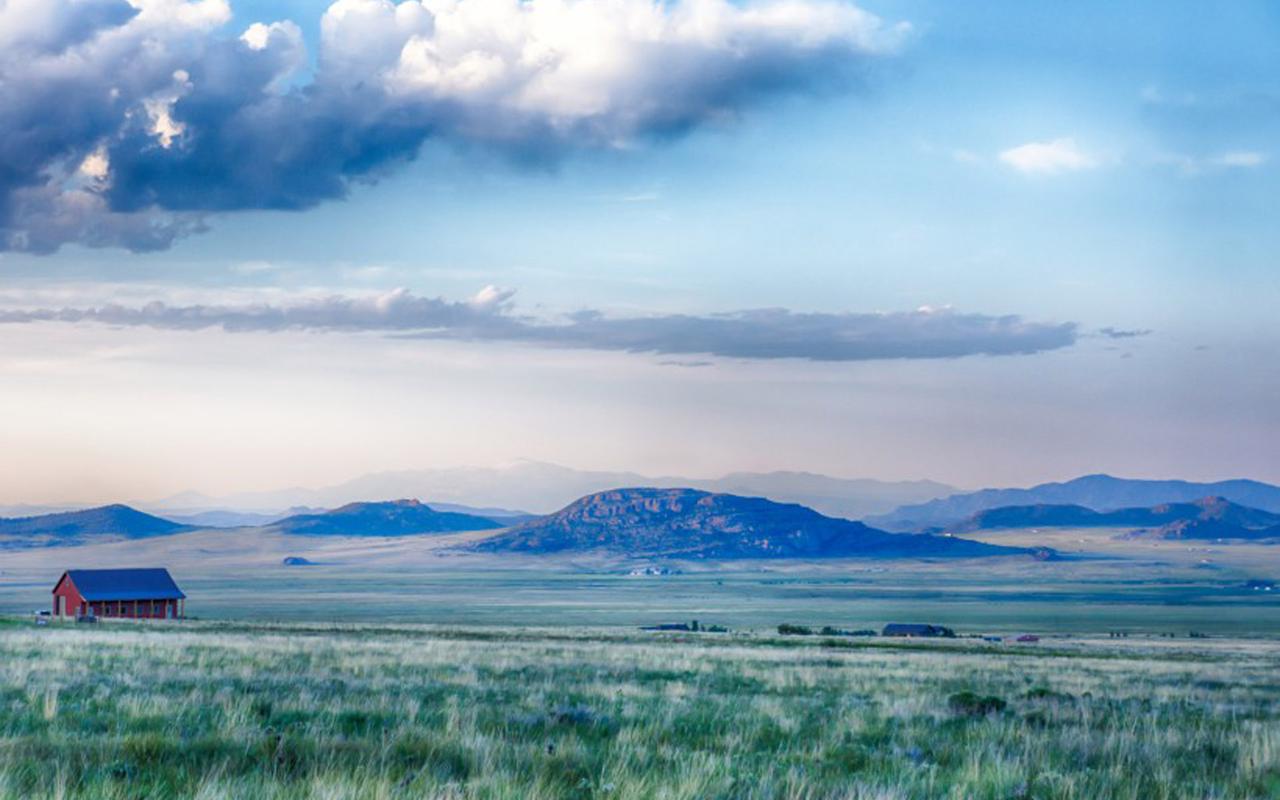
5 468 1280 628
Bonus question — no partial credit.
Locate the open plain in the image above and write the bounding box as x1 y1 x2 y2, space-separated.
3 619 1280 799
4 513 1280 798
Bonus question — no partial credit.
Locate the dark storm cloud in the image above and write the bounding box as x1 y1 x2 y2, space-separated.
0 0 909 252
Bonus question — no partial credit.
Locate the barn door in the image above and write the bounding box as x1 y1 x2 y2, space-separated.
56 596 65 617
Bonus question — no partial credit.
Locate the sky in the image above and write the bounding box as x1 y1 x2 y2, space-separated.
0 0 1277 504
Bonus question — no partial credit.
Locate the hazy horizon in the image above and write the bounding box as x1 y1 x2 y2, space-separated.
4 457 1278 511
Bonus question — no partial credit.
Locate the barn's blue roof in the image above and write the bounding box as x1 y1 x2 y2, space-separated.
61 568 185 600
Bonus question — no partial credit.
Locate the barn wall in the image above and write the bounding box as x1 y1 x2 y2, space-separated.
52 578 86 617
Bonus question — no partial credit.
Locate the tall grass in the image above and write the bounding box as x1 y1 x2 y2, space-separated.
1 621 1278 798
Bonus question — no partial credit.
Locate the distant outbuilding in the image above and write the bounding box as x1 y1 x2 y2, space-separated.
882 623 955 638
52 568 185 620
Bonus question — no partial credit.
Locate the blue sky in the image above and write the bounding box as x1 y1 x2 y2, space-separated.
0 0 1276 502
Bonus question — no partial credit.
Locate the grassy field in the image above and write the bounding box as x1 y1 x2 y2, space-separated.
107 567 1280 634
7 564 1280 635
3 529 1279 796
2 619 1279 799
4 523 1280 634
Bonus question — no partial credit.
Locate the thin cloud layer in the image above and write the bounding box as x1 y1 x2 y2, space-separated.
1098 327 1152 340
0 288 1078 362
0 0 908 253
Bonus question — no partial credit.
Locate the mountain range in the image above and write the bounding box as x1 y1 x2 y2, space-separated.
0 500 507 546
0 505 187 548
949 496 1280 533
1123 518 1280 542
870 475 1280 531
8 474 1280 560
0 490 1031 561
468 488 1029 560
264 500 507 536
142 460 955 520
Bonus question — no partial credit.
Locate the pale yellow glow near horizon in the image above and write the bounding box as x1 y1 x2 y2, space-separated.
1 322 1276 506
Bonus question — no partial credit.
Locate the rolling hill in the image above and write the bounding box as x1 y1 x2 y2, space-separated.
265 499 507 536
0 504 187 548
1122 518 1280 542
467 488 1031 560
871 475 1280 531
949 496 1280 533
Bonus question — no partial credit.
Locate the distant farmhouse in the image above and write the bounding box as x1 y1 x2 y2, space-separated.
52 568 185 620
882 623 955 638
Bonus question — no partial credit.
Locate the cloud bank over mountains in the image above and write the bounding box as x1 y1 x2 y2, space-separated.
0 0 908 253
0 287 1076 362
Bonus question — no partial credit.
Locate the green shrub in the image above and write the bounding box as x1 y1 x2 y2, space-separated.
947 691 1007 717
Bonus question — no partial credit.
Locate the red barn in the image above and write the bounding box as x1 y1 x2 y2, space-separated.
52 568 186 620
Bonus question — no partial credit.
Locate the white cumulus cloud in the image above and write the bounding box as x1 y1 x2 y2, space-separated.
0 0 909 253
999 138 1099 176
